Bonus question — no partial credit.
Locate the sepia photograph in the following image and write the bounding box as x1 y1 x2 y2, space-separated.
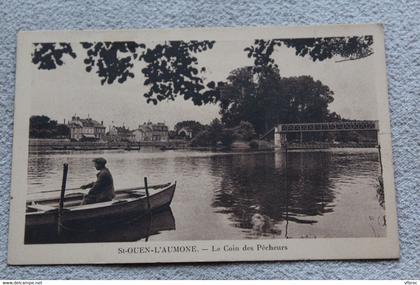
8 24 399 264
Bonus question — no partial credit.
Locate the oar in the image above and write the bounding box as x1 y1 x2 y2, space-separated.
57 163 68 235
144 177 152 242
378 144 383 176
144 177 151 210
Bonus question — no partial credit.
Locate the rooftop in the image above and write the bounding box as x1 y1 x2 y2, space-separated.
69 116 105 128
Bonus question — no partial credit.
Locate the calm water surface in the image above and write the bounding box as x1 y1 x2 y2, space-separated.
27 147 386 241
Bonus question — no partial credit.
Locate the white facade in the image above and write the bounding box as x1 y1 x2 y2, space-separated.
132 122 169 142
68 116 106 141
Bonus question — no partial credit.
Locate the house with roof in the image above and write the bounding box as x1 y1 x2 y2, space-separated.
177 127 193 139
67 115 106 141
133 122 169 142
108 125 136 142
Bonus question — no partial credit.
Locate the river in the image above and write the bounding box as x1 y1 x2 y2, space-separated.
26 147 386 242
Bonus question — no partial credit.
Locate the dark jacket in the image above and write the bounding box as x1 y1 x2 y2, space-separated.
84 167 115 204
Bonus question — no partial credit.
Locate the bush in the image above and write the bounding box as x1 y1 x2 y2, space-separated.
190 130 212 147
249 140 259 149
221 129 235 147
234 121 256 141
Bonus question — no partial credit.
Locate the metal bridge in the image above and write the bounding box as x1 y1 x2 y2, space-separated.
263 120 379 149
276 121 378 133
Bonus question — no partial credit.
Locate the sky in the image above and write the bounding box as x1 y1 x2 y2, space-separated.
30 39 378 130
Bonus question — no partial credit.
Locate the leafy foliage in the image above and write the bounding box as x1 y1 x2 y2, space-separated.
190 118 233 147
32 43 76 70
174 120 205 137
81 41 145 85
29 115 70 138
232 121 256 141
32 40 221 105
220 129 235 147
190 130 208 146
245 36 374 70
249 140 259 149
219 66 336 134
207 118 224 145
31 35 373 107
140 40 222 105
219 66 285 134
280 76 335 123
282 36 374 61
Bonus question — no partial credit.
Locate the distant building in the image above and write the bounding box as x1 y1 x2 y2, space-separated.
151 122 169 142
108 125 135 142
177 127 193 139
133 127 151 142
67 116 106 141
133 122 169 142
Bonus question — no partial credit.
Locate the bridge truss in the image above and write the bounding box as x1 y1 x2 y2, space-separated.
273 120 379 149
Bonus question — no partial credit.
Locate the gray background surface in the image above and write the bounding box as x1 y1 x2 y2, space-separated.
0 0 418 279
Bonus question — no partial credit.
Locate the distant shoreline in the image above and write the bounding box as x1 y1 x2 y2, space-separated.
28 138 377 154
27 138 273 153
28 138 185 152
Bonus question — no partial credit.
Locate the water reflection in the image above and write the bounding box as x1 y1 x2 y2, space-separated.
210 150 384 238
27 148 386 240
25 207 175 244
211 151 336 237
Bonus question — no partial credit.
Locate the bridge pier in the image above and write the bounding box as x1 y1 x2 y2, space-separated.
274 127 287 149
274 150 287 170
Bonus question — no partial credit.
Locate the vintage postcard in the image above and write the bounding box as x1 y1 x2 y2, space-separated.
8 24 399 264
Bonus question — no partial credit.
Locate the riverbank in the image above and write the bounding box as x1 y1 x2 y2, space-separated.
28 138 276 153
28 138 188 153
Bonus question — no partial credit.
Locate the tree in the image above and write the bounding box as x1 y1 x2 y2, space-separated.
32 41 222 105
189 118 225 147
233 121 256 141
207 118 224 145
220 129 235 147
279 76 334 123
218 66 259 130
29 115 70 138
174 120 205 138
55 124 70 138
30 115 53 138
190 129 212 147
81 41 144 85
32 43 76 70
219 66 335 134
219 66 283 134
31 35 373 106
245 36 374 71
139 41 222 105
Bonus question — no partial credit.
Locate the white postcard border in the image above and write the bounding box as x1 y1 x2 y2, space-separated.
8 23 399 264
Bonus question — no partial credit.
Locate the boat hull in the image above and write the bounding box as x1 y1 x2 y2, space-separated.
25 182 176 231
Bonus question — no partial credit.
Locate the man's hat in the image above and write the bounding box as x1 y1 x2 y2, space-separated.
92 157 107 165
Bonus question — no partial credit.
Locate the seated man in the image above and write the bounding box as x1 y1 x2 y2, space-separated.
80 157 115 204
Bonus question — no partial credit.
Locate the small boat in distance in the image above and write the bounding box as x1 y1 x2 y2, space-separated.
160 146 176 151
124 145 141 151
25 182 176 233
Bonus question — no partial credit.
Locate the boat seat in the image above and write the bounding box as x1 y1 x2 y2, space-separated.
26 203 56 212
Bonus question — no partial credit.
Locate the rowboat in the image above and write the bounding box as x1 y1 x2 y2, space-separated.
25 182 176 233
160 146 176 151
